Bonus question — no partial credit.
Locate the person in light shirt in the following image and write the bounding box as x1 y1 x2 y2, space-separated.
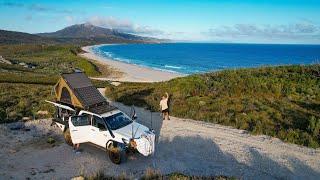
159 92 170 120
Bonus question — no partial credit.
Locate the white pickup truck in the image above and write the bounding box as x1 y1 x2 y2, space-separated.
48 101 156 164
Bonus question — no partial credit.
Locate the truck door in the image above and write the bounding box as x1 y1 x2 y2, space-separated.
90 116 109 148
69 114 91 144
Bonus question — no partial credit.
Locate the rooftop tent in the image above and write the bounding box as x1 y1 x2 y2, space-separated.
54 72 116 114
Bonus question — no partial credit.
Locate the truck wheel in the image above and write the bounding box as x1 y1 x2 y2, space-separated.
108 144 121 164
64 128 73 146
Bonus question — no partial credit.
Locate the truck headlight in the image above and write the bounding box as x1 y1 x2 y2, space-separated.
129 139 137 148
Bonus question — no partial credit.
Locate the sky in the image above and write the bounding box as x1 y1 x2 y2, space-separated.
0 0 320 44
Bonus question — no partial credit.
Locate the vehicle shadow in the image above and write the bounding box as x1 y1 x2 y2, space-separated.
127 135 319 179
248 148 320 179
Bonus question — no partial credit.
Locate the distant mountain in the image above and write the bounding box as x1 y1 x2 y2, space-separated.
0 23 165 45
0 30 56 44
37 23 164 44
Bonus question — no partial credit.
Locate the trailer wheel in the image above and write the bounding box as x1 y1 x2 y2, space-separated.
63 128 73 146
107 143 122 164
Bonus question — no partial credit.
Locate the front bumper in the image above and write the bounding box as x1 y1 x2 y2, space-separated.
135 131 156 156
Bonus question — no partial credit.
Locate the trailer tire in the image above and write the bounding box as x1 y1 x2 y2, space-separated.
64 128 73 146
107 143 122 164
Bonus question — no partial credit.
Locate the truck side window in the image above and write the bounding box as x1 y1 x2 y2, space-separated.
71 115 90 126
92 116 106 131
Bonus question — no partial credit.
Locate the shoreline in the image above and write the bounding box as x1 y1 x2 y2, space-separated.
80 44 184 82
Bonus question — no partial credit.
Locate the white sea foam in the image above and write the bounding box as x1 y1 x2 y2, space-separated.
164 65 183 69
152 67 185 74
113 57 131 63
103 51 113 57
91 45 188 75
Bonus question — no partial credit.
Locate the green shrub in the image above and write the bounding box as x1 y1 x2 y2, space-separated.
0 83 54 123
106 64 320 148
0 44 101 76
308 116 320 138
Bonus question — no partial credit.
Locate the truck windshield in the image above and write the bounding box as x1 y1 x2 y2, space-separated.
103 112 132 130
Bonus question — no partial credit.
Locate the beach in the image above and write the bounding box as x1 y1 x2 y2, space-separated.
80 45 184 82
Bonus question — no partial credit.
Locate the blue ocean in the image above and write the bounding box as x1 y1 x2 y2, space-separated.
91 43 320 74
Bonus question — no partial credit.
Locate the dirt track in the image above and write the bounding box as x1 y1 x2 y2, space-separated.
0 91 319 179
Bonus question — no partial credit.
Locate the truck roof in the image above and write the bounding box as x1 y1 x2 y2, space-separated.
89 102 117 115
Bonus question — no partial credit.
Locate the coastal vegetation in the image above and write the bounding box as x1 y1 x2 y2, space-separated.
0 45 100 76
105 64 320 148
0 83 54 122
0 44 113 122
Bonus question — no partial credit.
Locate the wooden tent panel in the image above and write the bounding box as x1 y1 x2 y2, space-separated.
54 72 116 114
55 78 83 108
61 87 72 104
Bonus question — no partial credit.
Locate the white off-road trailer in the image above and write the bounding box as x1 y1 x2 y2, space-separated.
47 72 155 164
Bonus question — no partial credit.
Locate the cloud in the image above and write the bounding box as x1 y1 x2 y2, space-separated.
102 5 113 9
204 22 320 42
29 4 50 11
87 16 164 36
89 16 133 31
29 4 72 14
2 2 24 7
65 16 75 24
2 2 74 14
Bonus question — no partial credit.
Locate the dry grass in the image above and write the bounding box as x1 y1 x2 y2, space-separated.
141 168 162 180
83 168 236 180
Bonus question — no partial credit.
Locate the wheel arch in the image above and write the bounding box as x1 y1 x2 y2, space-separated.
106 140 116 150
106 140 125 150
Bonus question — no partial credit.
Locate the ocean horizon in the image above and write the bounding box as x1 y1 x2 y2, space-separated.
91 43 320 74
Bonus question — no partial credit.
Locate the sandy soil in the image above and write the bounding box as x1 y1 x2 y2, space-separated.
0 89 319 179
80 45 183 82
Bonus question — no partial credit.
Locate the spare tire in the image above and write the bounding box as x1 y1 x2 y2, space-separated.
63 128 73 146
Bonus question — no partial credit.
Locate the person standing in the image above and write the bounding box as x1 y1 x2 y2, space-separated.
160 92 170 120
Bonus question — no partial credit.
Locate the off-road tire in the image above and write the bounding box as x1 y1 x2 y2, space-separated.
63 128 73 146
108 146 121 164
